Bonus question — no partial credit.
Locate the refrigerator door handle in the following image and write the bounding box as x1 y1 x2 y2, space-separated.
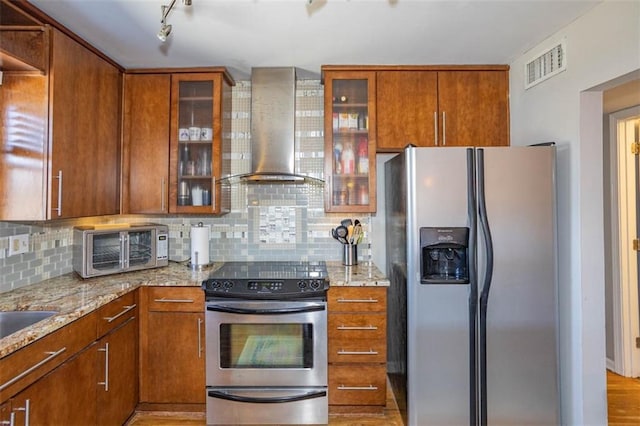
466 147 478 426
477 148 494 426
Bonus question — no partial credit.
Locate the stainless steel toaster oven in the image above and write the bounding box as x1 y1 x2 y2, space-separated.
73 223 168 278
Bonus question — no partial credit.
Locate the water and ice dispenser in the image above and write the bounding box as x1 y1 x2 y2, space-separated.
420 227 469 284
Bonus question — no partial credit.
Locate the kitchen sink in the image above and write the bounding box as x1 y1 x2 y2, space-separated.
0 310 58 339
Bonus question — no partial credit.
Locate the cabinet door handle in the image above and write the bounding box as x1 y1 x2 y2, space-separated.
0 348 66 391
337 325 378 330
442 111 447 146
103 304 136 323
337 385 378 391
337 349 378 355
98 343 109 391
212 176 216 210
161 178 166 212
434 111 438 146
0 411 15 426
12 399 29 426
52 170 63 216
337 298 378 303
153 298 194 303
119 234 126 269
197 317 203 358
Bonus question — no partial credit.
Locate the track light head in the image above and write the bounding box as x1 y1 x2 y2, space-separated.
157 23 172 42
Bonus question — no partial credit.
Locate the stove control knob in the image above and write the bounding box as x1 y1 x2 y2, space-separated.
223 281 233 289
310 280 321 290
298 280 308 290
209 281 221 289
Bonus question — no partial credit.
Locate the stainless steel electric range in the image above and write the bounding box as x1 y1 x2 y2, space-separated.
202 261 329 425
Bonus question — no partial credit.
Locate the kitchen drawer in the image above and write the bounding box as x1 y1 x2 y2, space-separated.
146 287 204 312
328 364 387 406
96 291 137 338
328 336 386 363
328 313 386 340
0 312 96 401
328 287 387 313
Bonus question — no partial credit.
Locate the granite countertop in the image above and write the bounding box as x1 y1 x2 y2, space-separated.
325 260 390 286
0 260 388 358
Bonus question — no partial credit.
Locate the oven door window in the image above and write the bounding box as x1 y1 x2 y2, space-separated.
90 232 122 271
220 323 313 369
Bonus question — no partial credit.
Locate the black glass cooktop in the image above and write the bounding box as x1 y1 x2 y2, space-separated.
202 261 329 299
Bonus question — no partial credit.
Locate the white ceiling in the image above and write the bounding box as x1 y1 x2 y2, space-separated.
27 0 600 80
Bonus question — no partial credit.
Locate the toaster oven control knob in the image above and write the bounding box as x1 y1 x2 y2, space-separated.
223 280 233 289
298 280 308 289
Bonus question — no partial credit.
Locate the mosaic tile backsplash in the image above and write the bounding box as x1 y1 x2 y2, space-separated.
0 80 376 293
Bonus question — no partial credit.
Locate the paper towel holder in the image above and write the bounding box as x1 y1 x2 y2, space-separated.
189 222 212 271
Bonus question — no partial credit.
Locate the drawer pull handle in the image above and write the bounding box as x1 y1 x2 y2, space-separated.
154 298 194 303
98 343 109 391
103 304 136 323
0 348 66 391
337 325 378 330
337 384 378 391
337 298 378 303
197 317 203 359
337 349 378 355
0 411 15 425
12 399 29 426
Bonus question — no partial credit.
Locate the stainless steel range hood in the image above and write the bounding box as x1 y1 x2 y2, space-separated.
226 67 323 184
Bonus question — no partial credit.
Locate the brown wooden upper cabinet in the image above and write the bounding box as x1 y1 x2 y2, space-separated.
376 67 510 151
122 69 233 215
322 69 377 213
0 25 121 220
0 0 49 73
122 74 171 214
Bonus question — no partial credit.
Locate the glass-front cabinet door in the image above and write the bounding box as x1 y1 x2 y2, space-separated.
169 72 232 214
322 70 377 213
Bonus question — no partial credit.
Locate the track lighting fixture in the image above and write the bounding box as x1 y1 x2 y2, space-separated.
157 23 172 42
157 0 192 42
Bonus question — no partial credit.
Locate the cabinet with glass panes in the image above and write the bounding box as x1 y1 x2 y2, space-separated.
169 72 233 214
322 69 377 213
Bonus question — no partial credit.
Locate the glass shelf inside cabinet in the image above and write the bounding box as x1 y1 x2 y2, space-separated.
177 80 214 207
331 79 370 207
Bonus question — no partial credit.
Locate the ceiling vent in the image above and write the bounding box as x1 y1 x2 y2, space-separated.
525 39 567 89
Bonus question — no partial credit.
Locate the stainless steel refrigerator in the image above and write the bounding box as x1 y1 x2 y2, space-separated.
385 145 559 426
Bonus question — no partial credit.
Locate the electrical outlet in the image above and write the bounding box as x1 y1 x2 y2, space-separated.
8 234 29 256
0 236 7 259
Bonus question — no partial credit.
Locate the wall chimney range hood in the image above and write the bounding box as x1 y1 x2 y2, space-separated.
224 67 323 184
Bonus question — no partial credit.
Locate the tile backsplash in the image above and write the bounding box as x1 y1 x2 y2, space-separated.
0 80 374 293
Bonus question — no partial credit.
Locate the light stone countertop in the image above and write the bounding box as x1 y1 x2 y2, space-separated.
0 260 388 358
325 260 390 287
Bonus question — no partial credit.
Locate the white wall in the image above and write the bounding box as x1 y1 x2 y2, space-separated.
509 1 640 425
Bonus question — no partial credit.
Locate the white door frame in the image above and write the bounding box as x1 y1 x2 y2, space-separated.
610 106 640 377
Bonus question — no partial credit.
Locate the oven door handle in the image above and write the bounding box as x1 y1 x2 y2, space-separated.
207 389 327 404
206 304 326 315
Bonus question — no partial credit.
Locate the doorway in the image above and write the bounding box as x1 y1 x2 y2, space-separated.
607 106 640 378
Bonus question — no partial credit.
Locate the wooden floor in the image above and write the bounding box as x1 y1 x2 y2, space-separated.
126 379 403 426
607 370 640 425
126 372 639 425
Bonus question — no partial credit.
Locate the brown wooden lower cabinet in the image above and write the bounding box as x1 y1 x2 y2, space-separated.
329 364 387 405
139 287 205 408
327 286 388 413
11 344 98 425
97 317 138 425
0 291 139 424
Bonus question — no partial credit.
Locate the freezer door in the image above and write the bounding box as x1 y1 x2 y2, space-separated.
480 146 559 425
406 147 473 426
